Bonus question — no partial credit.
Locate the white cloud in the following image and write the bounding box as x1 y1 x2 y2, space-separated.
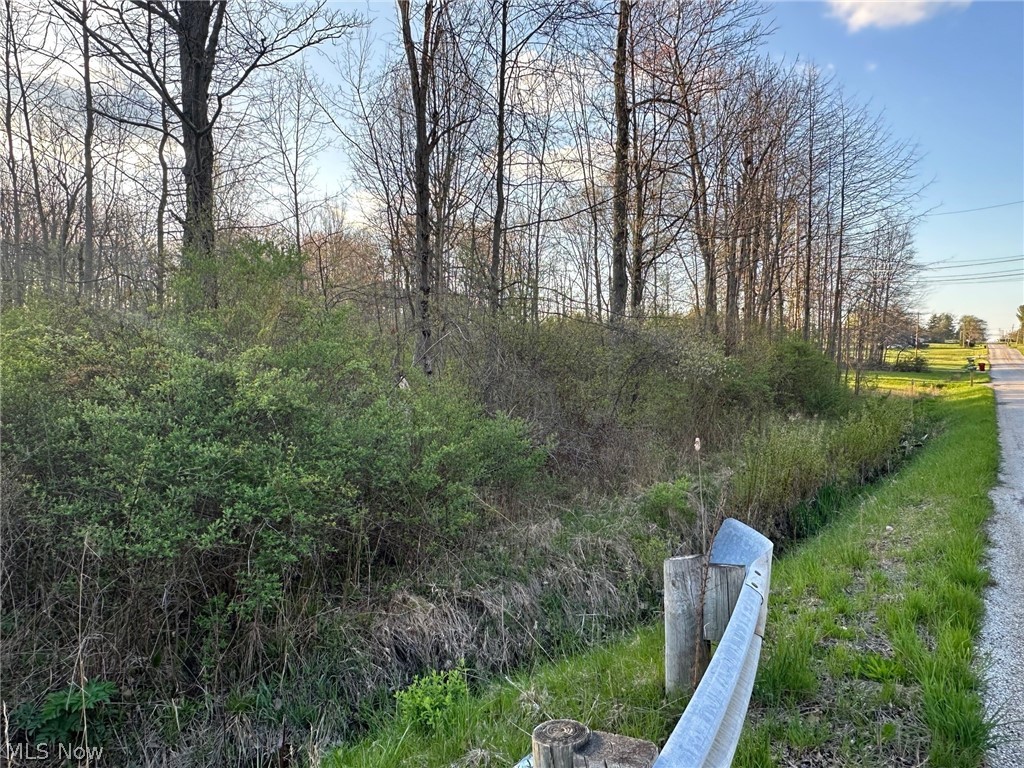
827 0 971 32
866 60 879 72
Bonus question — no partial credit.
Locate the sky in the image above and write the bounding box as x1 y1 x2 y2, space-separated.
766 0 1024 337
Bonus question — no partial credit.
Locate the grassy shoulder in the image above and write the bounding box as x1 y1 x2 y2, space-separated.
325 626 674 767
735 381 997 767
329 381 996 768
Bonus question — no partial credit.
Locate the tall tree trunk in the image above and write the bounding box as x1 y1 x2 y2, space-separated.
682 89 716 334
400 0 437 375
592 205 602 322
803 80 814 342
629 94 647 316
80 0 95 303
11 11 48 289
2 0 23 304
724 237 739 353
609 0 630 320
156 100 170 308
489 0 508 315
177 0 224 307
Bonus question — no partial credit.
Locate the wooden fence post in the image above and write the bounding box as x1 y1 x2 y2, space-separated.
532 720 590 768
531 719 658 768
703 564 746 642
664 554 708 696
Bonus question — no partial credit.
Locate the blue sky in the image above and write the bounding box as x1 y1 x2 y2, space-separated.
767 0 1024 336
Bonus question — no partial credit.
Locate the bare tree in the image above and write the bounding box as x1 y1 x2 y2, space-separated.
399 0 444 374
253 60 333 256
54 0 361 306
609 0 629 319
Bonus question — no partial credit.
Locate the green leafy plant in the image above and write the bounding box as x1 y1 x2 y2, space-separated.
852 652 907 683
638 477 692 529
13 680 118 746
394 664 469 732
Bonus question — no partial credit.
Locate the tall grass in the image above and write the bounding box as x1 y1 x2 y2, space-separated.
728 396 914 539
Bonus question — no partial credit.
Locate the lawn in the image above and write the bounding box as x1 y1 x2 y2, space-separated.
864 342 991 394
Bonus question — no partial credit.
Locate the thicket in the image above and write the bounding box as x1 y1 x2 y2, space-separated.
0 244 920 765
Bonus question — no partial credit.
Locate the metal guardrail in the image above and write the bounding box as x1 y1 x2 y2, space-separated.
654 518 773 767
515 518 773 768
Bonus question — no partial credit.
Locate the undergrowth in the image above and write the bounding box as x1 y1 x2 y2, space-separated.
328 380 995 767
1 287 926 765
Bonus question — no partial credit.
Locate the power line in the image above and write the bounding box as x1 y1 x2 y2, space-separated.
922 255 1024 271
923 279 1023 286
922 269 1022 279
923 269 1023 280
924 200 1024 217
922 270 1024 284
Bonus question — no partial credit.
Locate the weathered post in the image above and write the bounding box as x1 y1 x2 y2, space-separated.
703 564 746 642
664 554 708 696
532 720 590 768
531 719 658 768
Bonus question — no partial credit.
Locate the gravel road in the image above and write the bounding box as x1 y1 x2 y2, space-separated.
980 344 1024 767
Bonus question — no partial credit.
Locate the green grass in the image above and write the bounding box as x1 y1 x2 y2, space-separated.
327 381 998 767
325 626 679 767
737 381 997 766
865 342 991 393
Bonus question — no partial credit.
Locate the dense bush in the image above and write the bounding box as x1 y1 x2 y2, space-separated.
0 300 544 758
2 304 543 610
450 316 775 487
888 355 929 372
772 337 850 417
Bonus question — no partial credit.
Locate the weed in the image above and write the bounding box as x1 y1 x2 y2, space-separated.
395 664 470 732
11 680 118 747
852 652 907 683
637 477 692 530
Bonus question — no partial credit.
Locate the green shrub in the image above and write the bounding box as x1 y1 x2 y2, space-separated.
394 664 469 732
12 680 118 747
638 477 693 529
171 239 307 346
1 304 545 618
4 338 350 615
889 355 929 372
346 379 546 557
772 338 849 417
